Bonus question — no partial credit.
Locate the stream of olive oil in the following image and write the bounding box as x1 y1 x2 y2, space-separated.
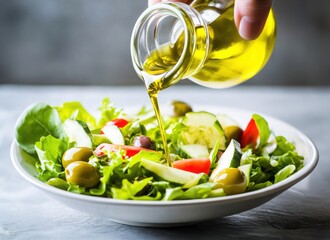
146 77 173 166
142 4 275 166
149 91 171 166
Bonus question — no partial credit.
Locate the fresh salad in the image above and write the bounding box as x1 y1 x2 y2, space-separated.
15 98 304 200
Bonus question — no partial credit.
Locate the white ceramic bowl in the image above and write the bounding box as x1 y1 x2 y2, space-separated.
11 107 318 227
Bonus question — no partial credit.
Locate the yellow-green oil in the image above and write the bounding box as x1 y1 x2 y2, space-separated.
148 92 171 165
142 3 276 166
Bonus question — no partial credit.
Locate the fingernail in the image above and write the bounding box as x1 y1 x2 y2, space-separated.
239 16 263 40
148 0 158 6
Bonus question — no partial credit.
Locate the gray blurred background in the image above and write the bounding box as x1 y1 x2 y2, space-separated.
0 0 329 86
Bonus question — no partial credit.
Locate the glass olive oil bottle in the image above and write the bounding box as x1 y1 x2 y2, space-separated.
131 0 276 165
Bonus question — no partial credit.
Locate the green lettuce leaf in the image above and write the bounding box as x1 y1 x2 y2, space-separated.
250 166 271 184
35 135 68 181
129 150 163 166
180 182 216 199
111 177 156 200
68 183 86 194
163 182 216 200
90 152 123 196
46 177 69 190
126 150 163 180
272 136 296 156
241 132 304 192
209 138 222 169
152 181 173 194
163 187 184 201
208 188 226 198
55 101 97 130
270 151 304 173
15 103 66 155
274 165 296 183
252 113 271 149
249 181 273 191
97 98 122 128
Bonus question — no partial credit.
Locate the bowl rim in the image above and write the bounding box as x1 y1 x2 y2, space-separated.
10 107 319 207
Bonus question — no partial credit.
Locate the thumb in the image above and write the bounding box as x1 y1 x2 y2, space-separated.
234 0 273 40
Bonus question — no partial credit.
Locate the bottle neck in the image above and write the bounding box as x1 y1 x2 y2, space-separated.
131 2 210 90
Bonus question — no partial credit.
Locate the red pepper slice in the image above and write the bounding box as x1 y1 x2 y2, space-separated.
240 118 259 148
172 158 211 174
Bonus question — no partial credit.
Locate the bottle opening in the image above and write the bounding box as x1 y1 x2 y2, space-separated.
131 2 209 90
142 14 185 77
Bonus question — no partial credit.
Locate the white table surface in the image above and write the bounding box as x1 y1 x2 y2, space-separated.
1 85 329 239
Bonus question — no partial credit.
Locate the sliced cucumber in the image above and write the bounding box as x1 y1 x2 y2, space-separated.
183 111 217 126
63 119 93 148
238 164 252 186
181 111 226 150
209 139 242 182
140 159 204 188
101 124 125 145
180 144 209 159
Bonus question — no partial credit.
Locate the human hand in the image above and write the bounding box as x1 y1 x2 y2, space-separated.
148 0 273 40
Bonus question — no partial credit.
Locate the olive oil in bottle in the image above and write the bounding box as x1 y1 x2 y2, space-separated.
131 1 276 165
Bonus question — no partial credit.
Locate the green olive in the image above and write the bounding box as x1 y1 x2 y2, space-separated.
171 100 193 117
62 147 93 169
224 126 243 143
65 161 100 188
213 168 247 195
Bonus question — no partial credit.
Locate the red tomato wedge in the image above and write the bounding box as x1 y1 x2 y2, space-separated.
100 118 129 134
172 159 211 174
240 118 259 148
94 143 149 158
